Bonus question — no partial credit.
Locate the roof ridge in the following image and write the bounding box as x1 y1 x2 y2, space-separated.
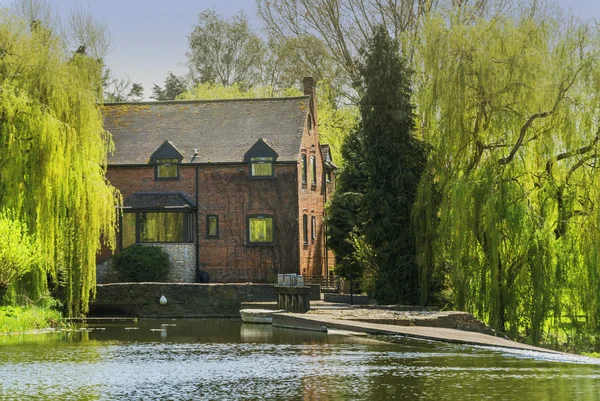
102 95 310 107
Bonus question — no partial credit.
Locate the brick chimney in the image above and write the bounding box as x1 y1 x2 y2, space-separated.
302 76 318 128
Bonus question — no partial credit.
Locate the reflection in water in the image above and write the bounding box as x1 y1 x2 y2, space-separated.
0 319 599 400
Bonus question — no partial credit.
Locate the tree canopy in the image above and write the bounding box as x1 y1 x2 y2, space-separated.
152 72 188 101
326 26 428 303
412 6 600 342
0 15 119 316
187 9 264 86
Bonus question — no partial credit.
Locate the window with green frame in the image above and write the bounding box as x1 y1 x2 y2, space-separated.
155 158 179 180
247 215 274 244
250 156 274 177
206 215 219 239
121 211 192 247
302 214 308 245
301 154 307 184
310 155 317 185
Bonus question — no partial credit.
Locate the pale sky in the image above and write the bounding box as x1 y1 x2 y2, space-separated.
1 0 598 99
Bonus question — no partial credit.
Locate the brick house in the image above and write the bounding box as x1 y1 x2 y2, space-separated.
97 77 336 283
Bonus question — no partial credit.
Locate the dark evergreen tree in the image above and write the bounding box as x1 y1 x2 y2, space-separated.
360 25 428 304
325 127 368 279
152 72 189 101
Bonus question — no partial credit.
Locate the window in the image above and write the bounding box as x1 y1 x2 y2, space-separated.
247 215 274 244
206 215 219 239
140 212 185 242
302 214 308 245
122 213 136 248
250 156 274 177
121 211 193 246
311 216 316 241
326 170 332 183
311 155 317 186
301 154 307 184
155 158 179 180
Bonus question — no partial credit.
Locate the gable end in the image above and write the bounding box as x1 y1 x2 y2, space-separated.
149 140 184 162
243 138 279 162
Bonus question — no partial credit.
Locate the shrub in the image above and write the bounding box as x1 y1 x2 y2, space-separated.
113 244 171 282
0 210 39 300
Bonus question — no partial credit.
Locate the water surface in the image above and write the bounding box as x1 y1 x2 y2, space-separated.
1 319 599 400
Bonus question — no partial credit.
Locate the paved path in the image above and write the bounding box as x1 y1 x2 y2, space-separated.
274 313 564 355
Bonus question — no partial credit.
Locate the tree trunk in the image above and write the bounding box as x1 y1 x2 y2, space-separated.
0 284 7 303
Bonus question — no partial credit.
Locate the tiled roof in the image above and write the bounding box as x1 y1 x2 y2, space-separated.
124 192 197 210
102 97 310 165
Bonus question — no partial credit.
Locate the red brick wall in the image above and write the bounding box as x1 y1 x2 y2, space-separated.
98 163 300 283
298 120 327 277
196 164 299 282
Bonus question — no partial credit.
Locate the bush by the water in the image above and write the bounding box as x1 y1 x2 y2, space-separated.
114 244 171 282
0 210 40 300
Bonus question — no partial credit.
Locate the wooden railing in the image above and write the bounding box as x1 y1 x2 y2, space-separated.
303 275 340 291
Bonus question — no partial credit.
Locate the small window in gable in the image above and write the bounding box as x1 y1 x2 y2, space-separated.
150 140 183 181
244 138 278 179
310 155 317 186
302 214 308 245
250 156 274 177
156 158 179 179
301 154 307 184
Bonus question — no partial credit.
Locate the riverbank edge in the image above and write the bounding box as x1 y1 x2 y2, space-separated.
272 312 566 355
0 305 65 336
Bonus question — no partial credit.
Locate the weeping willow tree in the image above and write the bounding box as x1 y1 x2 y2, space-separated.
0 15 119 316
412 5 600 343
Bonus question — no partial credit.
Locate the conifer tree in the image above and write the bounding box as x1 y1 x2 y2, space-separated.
325 127 368 279
359 25 428 304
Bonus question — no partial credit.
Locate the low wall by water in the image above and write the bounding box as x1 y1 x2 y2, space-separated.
92 283 278 318
323 293 371 305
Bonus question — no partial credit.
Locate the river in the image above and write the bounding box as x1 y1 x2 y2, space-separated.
0 318 599 400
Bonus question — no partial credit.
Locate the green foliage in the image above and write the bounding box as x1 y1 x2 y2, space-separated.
113 244 171 282
0 210 39 297
412 7 600 340
360 26 428 305
102 68 145 102
0 15 120 316
152 72 188 101
325 128 368 278
188 9 264 86
0 304 63 334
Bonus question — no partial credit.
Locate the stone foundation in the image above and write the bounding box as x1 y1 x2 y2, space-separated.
96 243 196 284
91 283 277 317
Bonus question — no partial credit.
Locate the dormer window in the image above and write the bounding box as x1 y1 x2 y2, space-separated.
244 138 278 179
155 158 179 179
149 140 184 181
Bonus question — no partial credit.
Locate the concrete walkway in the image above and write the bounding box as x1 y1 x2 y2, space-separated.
273 313 564 355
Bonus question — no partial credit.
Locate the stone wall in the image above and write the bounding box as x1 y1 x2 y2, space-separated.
155 243 196 282
96 243 196 284
92 283 278 317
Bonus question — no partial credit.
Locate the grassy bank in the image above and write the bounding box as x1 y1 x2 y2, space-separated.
0 305 64 334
